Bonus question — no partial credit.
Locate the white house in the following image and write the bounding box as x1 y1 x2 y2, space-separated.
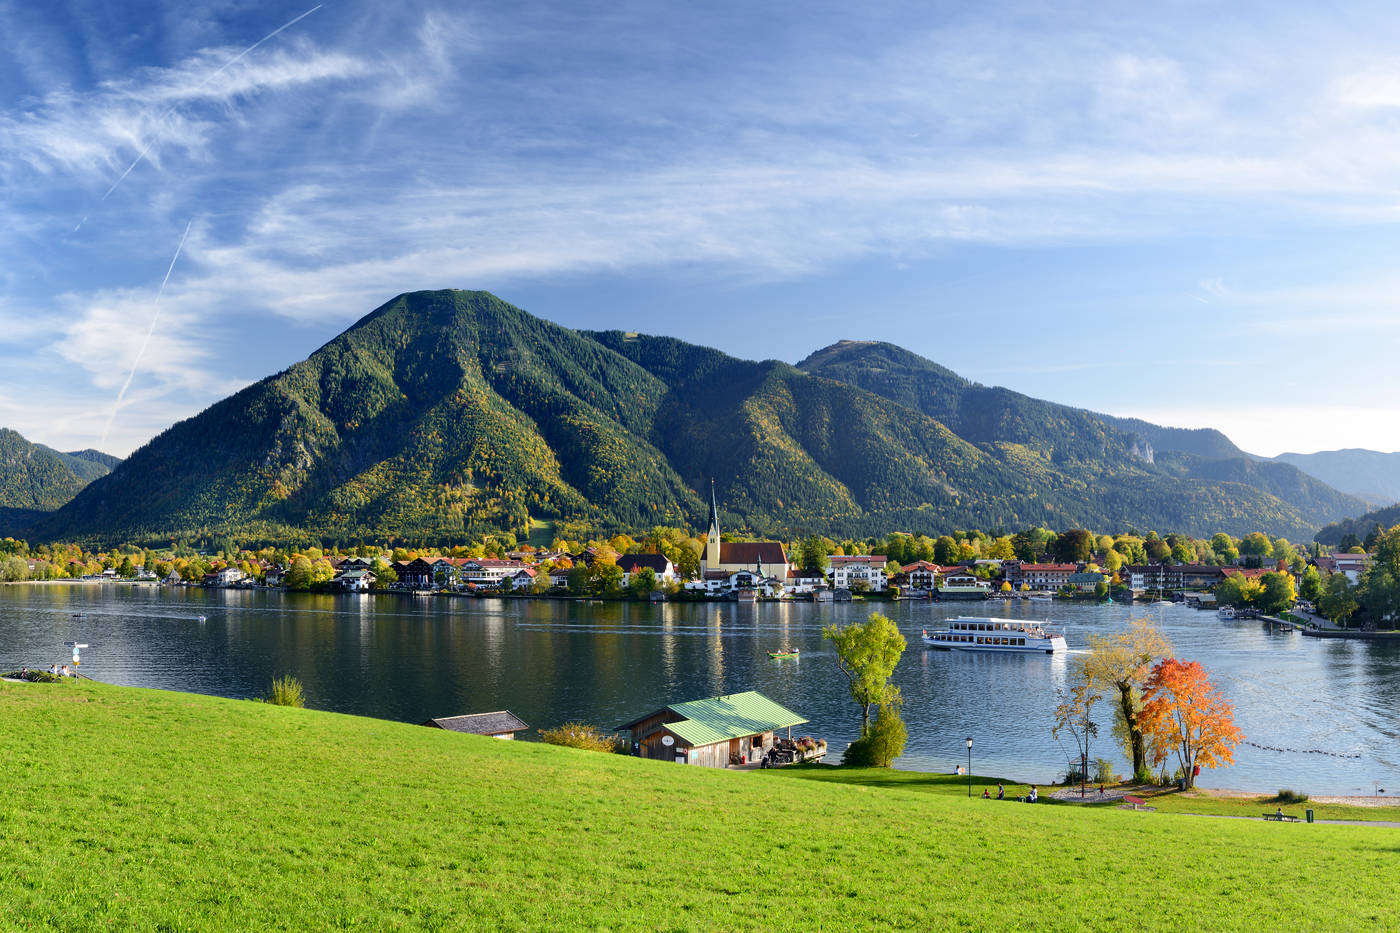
214 566 245 587
785 568 827 594
332 568 375 592
829 555 887 591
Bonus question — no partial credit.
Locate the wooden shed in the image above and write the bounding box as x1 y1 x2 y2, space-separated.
619 691 807 768
422 710 529 740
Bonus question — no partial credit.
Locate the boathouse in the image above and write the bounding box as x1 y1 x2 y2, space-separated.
619 691 807 768
422 711 529 740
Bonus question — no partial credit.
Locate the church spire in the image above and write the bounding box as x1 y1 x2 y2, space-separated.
703 478 722 573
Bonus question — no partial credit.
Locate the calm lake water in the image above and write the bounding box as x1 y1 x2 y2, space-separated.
3 584 1397 794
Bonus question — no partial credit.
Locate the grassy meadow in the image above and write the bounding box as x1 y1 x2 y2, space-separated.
2 679 1398 930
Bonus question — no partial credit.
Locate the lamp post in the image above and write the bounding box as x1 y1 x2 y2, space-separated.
966 737 974 797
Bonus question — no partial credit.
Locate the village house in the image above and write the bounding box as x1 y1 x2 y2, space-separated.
395 558 434 588
1067 571 1105 593
212 565 245 587
422 710 529 740
503 567 538 589
460 558 529 587
784 568 827 594
1006 562 1078 588
615 553 676 586
619 691 807 768
332 568 375 592
1316 553 1370 584
263 565 287 587
900 560 942 591
829 555 887 591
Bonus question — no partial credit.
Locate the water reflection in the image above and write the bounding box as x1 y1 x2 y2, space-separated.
1 585 1397 793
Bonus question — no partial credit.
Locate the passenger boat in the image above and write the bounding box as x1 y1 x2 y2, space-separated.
768 648 799 660
922 616 1067 654
1218 606 1236 619
1028 594 1053 602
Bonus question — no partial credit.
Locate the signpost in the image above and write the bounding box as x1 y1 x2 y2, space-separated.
64 642 89 666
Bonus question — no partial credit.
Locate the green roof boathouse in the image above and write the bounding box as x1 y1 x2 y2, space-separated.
619 691 807 768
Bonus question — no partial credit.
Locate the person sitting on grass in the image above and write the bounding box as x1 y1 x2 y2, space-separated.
982 788 990 799
1028 786 1038 803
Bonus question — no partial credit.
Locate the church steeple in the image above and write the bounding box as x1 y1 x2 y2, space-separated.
704 478 722 572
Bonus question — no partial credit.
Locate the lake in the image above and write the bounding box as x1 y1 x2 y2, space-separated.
2 583 1396 794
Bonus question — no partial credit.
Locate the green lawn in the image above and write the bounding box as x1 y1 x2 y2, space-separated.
3 680 1398 930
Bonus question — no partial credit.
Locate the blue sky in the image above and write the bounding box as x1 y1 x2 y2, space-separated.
3 0 1400 457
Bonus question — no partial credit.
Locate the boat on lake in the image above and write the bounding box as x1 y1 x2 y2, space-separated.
1028 594 1053 602
1218 606 1236 619
768 648 799 660
921 616 1067 655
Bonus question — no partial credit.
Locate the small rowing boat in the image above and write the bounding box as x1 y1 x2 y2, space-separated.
768 648 799 660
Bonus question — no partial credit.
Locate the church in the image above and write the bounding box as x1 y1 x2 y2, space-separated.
699 482 790 581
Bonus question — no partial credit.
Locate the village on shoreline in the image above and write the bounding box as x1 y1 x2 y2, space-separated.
1 499 1392 630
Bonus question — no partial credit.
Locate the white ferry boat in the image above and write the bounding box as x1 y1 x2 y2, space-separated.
922 616 1067 655
1218 605 1236 619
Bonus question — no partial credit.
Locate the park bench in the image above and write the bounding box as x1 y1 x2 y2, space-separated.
1123 795 1147 810
1262 813 1301 822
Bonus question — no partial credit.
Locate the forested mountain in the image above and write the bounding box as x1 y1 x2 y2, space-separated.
0 428 118 510
1315 503 1400 545
37 291 1369 545
1270 449 1400 507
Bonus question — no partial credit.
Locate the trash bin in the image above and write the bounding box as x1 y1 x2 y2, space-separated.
1178 777 1186 791
1306 809 1314 824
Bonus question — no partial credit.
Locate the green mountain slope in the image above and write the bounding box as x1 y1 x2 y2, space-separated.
794 340 1366 535
0 428 118 511
1315 502 1400 545
37 291 1366 544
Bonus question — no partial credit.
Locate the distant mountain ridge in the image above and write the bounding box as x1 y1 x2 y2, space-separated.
0 429 120 536
33 292 1371 544
1268 449 1400 507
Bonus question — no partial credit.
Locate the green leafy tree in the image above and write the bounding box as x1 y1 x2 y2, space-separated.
595 562 625 597
1239 532 1274 559
629 566 658 598
1054 529 1094 564
822 612 906 734
566 564 590 596
842 693 908 767
1319 573 1358 625
799 535 832 575
1299 565 1323 603
933 535 959 566
1256 571 1296 615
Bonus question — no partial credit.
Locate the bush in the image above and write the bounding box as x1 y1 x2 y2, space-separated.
1092 758 1118 784
539 722 622 753
3 670 62 683
841 702 907 768
265 676 305 708
1269 789 1309 804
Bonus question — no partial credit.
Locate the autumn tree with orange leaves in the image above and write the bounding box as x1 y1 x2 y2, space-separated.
1137 659 1243 789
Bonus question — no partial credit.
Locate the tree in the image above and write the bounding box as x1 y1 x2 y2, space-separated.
370 558 397 585
822 612 906 734
1299 565 1323 603
284 556 316 591
566 564 590 596
1081 621 1171 782
1054 529 1094 564
629 566 658 598
1318 573 1358 625
1358 526 1400 628
1256 571 1297 615
1144 535 1170 563
1239 532 1274 559
1215 572 1261 608
1137 659 1242 789
0 555 28 582
1093 577 1109 600
1053 667 1103 797
595 562 625 597
799 535 831 575
540 722 618 752
842 692 908 767
933 535 959 566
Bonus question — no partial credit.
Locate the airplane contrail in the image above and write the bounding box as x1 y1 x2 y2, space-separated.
75 4 324 231
99 219 194 449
